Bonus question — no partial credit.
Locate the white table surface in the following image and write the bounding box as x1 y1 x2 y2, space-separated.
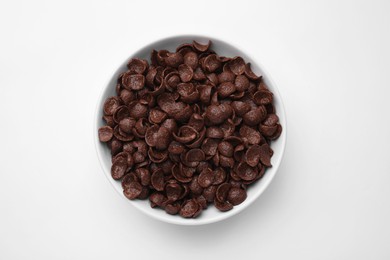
1 0 390 259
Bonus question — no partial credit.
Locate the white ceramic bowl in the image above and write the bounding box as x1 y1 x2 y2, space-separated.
94 35 286 225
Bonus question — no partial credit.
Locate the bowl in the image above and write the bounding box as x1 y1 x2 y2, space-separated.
94 35 287 225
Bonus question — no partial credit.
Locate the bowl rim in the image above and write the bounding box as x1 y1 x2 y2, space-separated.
94 34 287 225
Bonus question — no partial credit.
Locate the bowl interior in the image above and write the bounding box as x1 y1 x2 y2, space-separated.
95 35 286 225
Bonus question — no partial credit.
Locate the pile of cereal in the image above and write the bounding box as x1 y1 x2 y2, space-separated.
98 40 282 218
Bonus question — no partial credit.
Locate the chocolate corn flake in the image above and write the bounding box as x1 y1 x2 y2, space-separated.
229 56 246 75
98 126 113 142
180 199 201 218
99 40 282 218
111 161 127 180
227 187 247 206
216 183 231 203
183 51 198 69
206 126 224 139
127 58 148 75
103 97 121 116
151 169 165 191
193 40 211 52
218 141 234 157
198 168 214 188
178 64 193 83
122 73 145 91
218 82 236 98
245 144 262 167
205 104 233 125
202 185 217 203
234 75 250 92
165 203 181 215
218 70 235 83
204 54 221 73
124 181 143 200
166 182 183 202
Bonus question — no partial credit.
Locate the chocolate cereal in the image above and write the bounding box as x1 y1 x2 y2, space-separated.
98 40 282 218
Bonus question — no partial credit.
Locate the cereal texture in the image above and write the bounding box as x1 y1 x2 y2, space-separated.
99 40 282 218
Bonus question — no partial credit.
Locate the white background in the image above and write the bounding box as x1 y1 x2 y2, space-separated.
1 0 390 259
